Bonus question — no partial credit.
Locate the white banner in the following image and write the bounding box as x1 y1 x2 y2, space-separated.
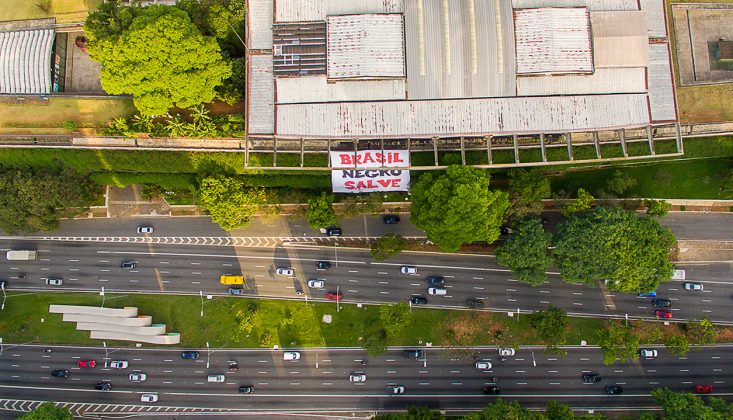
330 150 410 193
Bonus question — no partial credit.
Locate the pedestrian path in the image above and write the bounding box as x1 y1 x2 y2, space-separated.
0 398 243 418
19 235 426 247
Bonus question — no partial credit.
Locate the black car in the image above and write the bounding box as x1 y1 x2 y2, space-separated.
605 385 623 395
483 386 501 395
239 385 255 394
51 369 70 378
181 351 200 360
465 299 484 309
382 215 401 224
403 349 425 359
325 227 342 237
120 260 137 269
582 373 602 383
652 298 672 307
425 276 445 286
316 261 331 270
410 296 428 305
95 382 112 391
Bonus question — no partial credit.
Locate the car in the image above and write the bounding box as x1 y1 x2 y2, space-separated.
465 299 484 309
428 287 447 296
239 385 255 394
110 360 129 369
483 386 501 395
638 291 657 297
140 393 158 403
498 348 516 357
315 261 331 270
77 360 96 368
129 372 147 382
425 275 445 286
51 369 70 378
181 351 200 360
387 385 405 394
639 349 659 359
325 227 342 237
410 296 428 305
95 382 112 391
382 215 401 224
652 299 671 307
137 225 153 234
475 361 493 370
605 385 623 395
326 292 343 301
207 374 226 383
275 267 294 276
400 266 418 275
228 287 243 295
43 277 63 286
695 384 713 394
307 279 325 289
655 310 673 319
683 282 704 291
403 349 425 359
284 351 301 360
120 260 137 269
582 373 602 383
349 373 367 382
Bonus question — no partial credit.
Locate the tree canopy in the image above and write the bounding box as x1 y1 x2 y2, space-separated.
410 165 509 252
371 233 408 262
553 206 675 293
306 192 337 230
651 388 733 420
529 306 568 350
19 402 73 420
197 175 265 230
506 168 551 220
496 218 553 286
597 323 641 365
379 302 411 337
562 188 594 216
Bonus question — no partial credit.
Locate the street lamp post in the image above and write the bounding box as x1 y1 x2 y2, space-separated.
336 285 340 313
334 243 338 268
103 341 109 368
206 341 211 369
1 282 6 310
531 350 536 367
200 291 204 317
100 287 106 309
0 337 3 355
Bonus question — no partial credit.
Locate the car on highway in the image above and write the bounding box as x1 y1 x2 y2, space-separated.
239 385 255 394
425 275 445 286
498 348 516 357
382 215 401 224
683 282 704 291
120 260 137 269
77 360 96 368
387 385 405 394
428 287 447 296
655 310 673 319
410 296 428 305
95 382 112 391
207 374 226 383
325 227 342 237
326 291 343 300
140 393 158 403
483 386 501 394
582 373 602 383
403 349 425 359
276 267 294 276
605 385 623 395
639 349 658 359
136 225 153 234
307 279 325 289
181 351 200 360
695 384 713 394
315 261 331 270
475 361 492 370
465 298 484 309
284 351 301 360
228 287 244 295
110 360 129 369
652 299 671 307
51 369 70 378
638 291 657 297
401 266 418 275
349 373 367 382
129 372 147 382
43 277 63 286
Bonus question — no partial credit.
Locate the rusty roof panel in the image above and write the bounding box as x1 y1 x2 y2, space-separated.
275 0 404 22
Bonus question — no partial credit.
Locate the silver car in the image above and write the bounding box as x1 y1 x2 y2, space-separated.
387 385 405 394
683 282 703 291
43 277 63 286
499 348 516 357
276 267 294 276
129 372 147 382
400 266 418 275
110 360 128 369
307 279 325 289
349 373 367 382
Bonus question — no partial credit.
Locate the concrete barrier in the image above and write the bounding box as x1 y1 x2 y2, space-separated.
50 305 138 318
62 314 152 326
90 331 181 345
76 322 167 336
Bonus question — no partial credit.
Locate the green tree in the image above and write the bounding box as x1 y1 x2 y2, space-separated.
506 168 551 219
306 192 337 229
0 168 95 234
687 318 718 347
665 335 690 357
363 328 388 356
336 193 383 218
545 401 574 420
645 199 671 217
562 188 594 216
529 306 567 350
465 399 545 420
411 165 509 252
371 233 408 262
86 5 231 114
651 388 723 420
379 302 411 337
375 406 445 420
496 218 552 286
18 402 72 420
197 175 265 230
596 323 641 365
606 170 637 196
553 206 675 292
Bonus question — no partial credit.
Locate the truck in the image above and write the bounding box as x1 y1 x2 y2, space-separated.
220 275 244 285
6 250 37 260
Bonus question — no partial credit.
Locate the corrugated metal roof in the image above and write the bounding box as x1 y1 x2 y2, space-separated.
591 11 649 68
248 55 275 134
516 67 647 95
404 0 516 99
0 29 54 94
275 0 404 23
326 14 405 79
647 43 676 122
639 0 667 38
275 94 650 138
248 0 273 49
514 8 593 75
512 0 637 11
276 76 405 103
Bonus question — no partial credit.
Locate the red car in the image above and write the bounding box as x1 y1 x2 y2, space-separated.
326 292 343 301
655 310 672 319
77 360 96 368
695 384 713 394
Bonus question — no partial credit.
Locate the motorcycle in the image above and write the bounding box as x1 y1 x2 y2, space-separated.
227 360 239 372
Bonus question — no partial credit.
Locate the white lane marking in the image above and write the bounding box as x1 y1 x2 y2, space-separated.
573 303 583 306
473 277 484 280
506 289 516 292
160 262 169 264
348 280 359 283
387 370 396 374
540 301 550 304
378 281 389 285
540 290 550 294
474 286 484 290
348 270 359 273
190 262 201 265
380 291 389 295
223 263 233 267
68 259 79 262
99 260 109 263
507 299 517 302
348 290 358 293
322 382 333 385
192 272 202 275
378 272 388 275
100 269 110 272
160 271 170 274
419 382 430 385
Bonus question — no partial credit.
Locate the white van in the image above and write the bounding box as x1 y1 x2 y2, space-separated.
428 287 447 296
207 374 225 383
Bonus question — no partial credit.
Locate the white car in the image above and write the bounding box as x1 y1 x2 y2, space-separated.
136 225 153 234
283 351 301 360
276 267 294 276
400 266 418 275
307 279 325 289
498 348 516 357
110 360 129 369
129 372 147 382
639 349 658 359
683 282 703 291
428 287 447 296
140 393 158 403
475 361 492 370
349 373 367 382
387 385 405 394
43 277 63 286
